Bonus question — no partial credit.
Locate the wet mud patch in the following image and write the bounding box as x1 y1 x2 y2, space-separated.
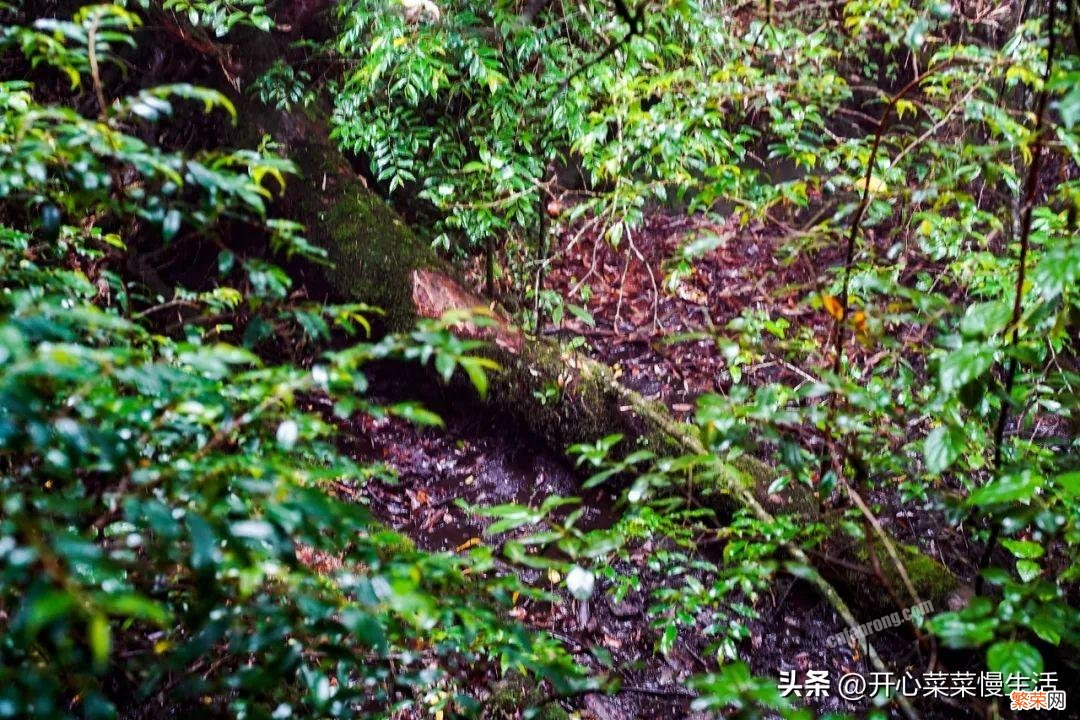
337 363 703 717
331 363 929 718
339 363 616 552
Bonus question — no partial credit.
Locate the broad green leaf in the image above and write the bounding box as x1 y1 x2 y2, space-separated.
927 611 998 648
967 470 1041 506
1016 559 1042 583
986 641 1042 682
939 344 994 393
960 301 1011 338
1027 610 1063 645
924 425 963 474
1000 539 1044 559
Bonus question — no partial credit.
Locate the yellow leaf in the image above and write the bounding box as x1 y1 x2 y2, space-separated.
455 537 480 552
852 311 867 333
895 99 917 120
853 175 888 194
547 568 561 584
674 282 708 305
822 293 845 321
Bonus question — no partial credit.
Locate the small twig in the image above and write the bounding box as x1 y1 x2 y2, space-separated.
87 8 109 118
807 549 875 576
568 226 605 297
612 241 633 328
889 85 979 170
864 516 909 613
841 476 921 607
626 229 662 330
431 493 462 508
620 684 696 699
133 298 200 319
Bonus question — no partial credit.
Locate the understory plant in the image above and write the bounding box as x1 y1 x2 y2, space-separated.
0 6 587 718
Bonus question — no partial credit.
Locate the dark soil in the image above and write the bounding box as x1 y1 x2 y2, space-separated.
338 362 947 719
338 208 988 718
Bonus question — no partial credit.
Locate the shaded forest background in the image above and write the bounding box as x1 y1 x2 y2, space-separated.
0 0 1077 718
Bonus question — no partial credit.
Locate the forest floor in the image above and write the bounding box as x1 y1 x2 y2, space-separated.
342 209 971 719
542 212 823 410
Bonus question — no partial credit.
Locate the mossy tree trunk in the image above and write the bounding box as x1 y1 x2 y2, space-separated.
253 105 960 613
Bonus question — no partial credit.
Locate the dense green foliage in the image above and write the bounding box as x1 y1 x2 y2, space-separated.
0 7 585 717
1 0 1077 718
329 0 1079 684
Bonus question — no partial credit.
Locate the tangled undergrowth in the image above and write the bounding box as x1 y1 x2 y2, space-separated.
1 1 1077 719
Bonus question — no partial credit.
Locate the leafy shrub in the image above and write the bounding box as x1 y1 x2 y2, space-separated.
0 6 584 718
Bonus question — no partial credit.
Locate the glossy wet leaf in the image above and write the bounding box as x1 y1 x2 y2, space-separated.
986 641 1043 682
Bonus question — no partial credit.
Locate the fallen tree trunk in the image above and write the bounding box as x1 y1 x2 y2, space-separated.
83 11 956 718
264 108 959 616
144 0 960 633
174 40 950 717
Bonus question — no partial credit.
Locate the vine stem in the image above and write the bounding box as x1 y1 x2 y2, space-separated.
831 61 958 373
975 0 1058 595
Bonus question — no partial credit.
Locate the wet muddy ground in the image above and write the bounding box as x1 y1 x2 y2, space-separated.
341 365 696 717
338 363 921 719
337 209 984 718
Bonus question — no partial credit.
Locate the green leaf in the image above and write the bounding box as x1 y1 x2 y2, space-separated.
986 641 1042 682
162 208 182 241
478 503 540 535
1056 81 1080 129
24 590 75 636
388 402 443 427
1016 559 1042 583
1000 539 1044 559
1053 471 1080 497
967 470 1041 506
88 614 111 670
960 301 1011 338
939 344 994 393
924 425 963 474
660 623 678 656
927 611 998 648
458 356 498 399
40 204 62 242
567 303 596 327
680 233 724 260
187 514 219 571
1027 610 1063 645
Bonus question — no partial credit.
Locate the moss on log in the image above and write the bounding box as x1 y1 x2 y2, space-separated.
271 114 440 331
263 106 957 615
843 539 960 610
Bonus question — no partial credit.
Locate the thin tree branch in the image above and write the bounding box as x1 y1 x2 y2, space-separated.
975 0 1058 594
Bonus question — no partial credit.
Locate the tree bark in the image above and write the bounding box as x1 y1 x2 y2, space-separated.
253 105 961 615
